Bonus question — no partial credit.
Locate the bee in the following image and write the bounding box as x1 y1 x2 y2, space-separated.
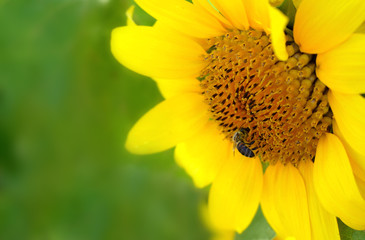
232 128 255 158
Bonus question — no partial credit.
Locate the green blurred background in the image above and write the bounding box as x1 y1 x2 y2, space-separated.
1 0 362 239
0 0 212 239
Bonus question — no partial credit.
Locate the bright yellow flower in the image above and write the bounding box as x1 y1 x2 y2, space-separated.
111 0 365 239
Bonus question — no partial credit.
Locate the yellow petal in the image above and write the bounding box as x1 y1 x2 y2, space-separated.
126 5 137 26
243 0 270 31
269 0 285 7
328 91 365 156
200 204 235 240
135 0 226 38
174 121 230 188
261 162 311 240
268 7 289 61
316 34 365 94
355 176 365 200
154 78 201 99
333 120 365 182
192 0 233 29
299 161 340 240
313 133 365 230
125 93 208 154
211 231 235 240
294 0 365 54
111 26 206 79
153 20 208 47
208 154 263 233
273 237 296 240
209 0 249 30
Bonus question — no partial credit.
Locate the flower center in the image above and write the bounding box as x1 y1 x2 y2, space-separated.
199 29 333 166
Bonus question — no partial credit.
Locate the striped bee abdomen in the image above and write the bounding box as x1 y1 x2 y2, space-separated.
237 142 255 158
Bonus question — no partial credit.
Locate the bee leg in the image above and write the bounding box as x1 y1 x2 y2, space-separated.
232 143 236 156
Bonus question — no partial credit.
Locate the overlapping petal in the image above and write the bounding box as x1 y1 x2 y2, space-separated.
126 5 137 26
154 78 201 99
355 177 365 200
261 162 311 240
268 7 289 60
299 161 340 240
209 154 262 233
313 133 365 230
328 91 365 156
208 0 249 30
243 0 270 31
192 0 233 29
333 121 365 182
175 121 230 188
111 26 206 79
125 93 209 154
135 0 226 38
294 0 365 54
317 34 365 94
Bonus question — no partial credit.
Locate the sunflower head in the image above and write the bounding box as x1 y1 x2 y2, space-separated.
199 28 333 166
112 0 365 239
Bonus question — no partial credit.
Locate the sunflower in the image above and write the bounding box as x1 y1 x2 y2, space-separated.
111 0 365 239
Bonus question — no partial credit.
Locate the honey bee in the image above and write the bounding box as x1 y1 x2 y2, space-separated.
232 128 255 158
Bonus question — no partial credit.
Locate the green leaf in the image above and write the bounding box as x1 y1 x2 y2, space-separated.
278 0 297 29
338 219 365 240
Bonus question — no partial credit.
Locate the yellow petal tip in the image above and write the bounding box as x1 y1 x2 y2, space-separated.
268 7 289 61
126 5 137 26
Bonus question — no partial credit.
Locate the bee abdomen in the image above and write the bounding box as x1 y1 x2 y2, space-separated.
237 142 255 158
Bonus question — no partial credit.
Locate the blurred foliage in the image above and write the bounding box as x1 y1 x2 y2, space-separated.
0 0 364 239
0 0 209 239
